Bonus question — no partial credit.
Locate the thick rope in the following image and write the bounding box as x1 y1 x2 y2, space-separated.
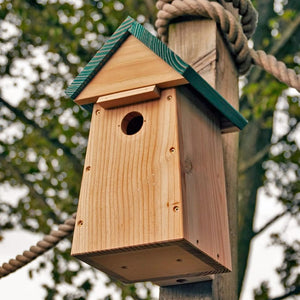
157 0 258 38
155 0 300 92
0 213 76 279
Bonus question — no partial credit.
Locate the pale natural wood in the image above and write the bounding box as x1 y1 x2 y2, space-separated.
176 86 231 270
78 242 214 285
72 88 183 255
97 85 160 108
162 19 239 300
74 35 187 105
169 19 218 89
72 86 232 285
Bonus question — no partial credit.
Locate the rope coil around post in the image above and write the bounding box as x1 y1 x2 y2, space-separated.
155 0 300 92
0 213 76 279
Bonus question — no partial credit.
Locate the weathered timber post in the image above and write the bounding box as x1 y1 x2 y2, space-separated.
66 15 244 299
160 17 239 300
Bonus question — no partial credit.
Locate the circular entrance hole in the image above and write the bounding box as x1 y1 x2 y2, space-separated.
121 111 144 135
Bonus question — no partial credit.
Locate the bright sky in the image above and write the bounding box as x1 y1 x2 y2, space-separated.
0 20 299 300
1 85 298 300
0 184 296 300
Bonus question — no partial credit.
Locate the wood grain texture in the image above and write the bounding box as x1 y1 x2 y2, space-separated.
77 241 215 285
165 19 240 300
65 16 135 99
72 88 183 254
176 86 231 270
74 35 186 105
72 86 232 284
66 17 247 131
96 85 161 108
213 26 239 300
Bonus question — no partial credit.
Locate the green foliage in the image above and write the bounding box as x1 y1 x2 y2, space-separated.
0 0 156 298
254 282 270 300
0 0 299 299
238 0 300 299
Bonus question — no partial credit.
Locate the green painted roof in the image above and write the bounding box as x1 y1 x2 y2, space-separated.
65 16 247 130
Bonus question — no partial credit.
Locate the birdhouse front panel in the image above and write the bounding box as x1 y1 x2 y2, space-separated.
72 88 184 255
67 16 248 286
72 87 231 284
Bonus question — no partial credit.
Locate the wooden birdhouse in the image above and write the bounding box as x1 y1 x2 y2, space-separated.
66 17 247 286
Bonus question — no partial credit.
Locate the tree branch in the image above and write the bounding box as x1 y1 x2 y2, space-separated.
239 144 271 174
0 153 60 223
269 286 300 300
239 119 299 174
0 96 83 173
269 14 300 56
253 210 287 238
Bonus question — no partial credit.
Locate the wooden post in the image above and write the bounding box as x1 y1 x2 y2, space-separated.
160 16 239 300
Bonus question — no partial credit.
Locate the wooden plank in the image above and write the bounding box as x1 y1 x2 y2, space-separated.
160 280 213 300
73 35 187 105
65 16 135 99
96 85 160 109
72 88 183 255
72 86 232 284
213 23 240 300
127 19 247 131
164 18 239 300
66 17 247 131
75 242 215 284
176 86 232 271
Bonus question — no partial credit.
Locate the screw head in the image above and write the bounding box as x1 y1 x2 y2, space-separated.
169 147 175 153
173 206 179 212
167 95 172 100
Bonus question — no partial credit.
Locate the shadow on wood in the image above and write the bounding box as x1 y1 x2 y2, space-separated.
160 280 213 300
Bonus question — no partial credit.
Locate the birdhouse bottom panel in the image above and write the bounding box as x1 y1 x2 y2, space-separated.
74 239 229 286
71 87 232 284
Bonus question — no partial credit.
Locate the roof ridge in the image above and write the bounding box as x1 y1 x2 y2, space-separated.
65 16 135 99
65 16 248 131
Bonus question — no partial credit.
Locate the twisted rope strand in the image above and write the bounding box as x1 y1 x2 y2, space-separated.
156 0 254 73
251 50 300 91
0 213 76 279
155 0 300 92
0 0 299 281
222 0 257 37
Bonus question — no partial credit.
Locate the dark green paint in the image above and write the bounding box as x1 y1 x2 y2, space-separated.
65 17 247 130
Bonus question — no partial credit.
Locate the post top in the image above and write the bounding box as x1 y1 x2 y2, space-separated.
65 16 247 131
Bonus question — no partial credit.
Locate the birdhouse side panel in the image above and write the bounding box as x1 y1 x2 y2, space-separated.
176 86 232 271
71 88 184 256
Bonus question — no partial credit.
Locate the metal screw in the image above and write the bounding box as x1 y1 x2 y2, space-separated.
169 147 175 153
77 220 83 226
173 206 179 212
167 95 172 100
95 109 101 115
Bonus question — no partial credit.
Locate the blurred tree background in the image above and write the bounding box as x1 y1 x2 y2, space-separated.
0 0 299 299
